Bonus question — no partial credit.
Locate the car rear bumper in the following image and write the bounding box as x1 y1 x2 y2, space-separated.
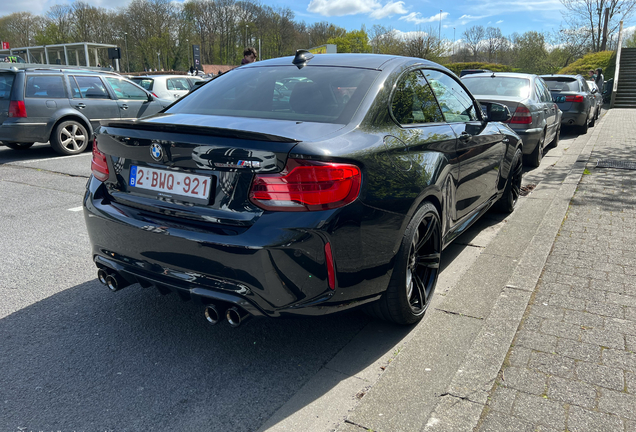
560 111 588 127
83 177 397 318
512 127 542 155
0 120 50 143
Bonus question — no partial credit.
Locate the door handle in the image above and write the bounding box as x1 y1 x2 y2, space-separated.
75 103 86 109
120 104 128 110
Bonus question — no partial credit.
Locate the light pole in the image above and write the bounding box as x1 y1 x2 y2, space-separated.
245 24 249 47
124 32 130 72
453 27 456 58
157 51 160 71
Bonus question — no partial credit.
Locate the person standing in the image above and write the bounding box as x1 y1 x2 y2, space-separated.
241 47 258 65
588 70 596 81
595 68 604 90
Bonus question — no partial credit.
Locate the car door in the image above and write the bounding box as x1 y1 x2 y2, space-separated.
579 78 594 122
165 77 191 100
69 75 120 131
424 69 506 220
103 76 164 120
538 78 558 140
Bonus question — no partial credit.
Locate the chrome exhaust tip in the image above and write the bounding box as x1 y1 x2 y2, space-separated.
104 272 131 292
97 268 109 285
204 304 223 325
226 307 250 328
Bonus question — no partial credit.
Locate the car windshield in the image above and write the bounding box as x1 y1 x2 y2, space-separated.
543 78 580 92
131 78 154 91
166 66 380 124
462 76 530 98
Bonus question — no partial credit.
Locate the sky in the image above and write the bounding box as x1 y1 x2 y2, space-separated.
1 0 634 41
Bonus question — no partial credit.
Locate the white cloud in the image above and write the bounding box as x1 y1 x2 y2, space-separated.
399 11 449 25
496 20 504 24
369 1 407 19
307 0 379 17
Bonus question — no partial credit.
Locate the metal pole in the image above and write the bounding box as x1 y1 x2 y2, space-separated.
157 52 160 71
124 32 130 72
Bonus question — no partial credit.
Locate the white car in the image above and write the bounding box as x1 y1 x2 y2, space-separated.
130 75 203 100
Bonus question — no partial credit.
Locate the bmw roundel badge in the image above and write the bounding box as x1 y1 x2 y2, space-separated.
150 143 163 161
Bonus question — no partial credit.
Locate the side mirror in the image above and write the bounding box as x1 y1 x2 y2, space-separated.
591 88 598 94
480 101 512 123
147 93 154 102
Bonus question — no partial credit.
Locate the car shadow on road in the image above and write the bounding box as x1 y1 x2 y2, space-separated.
0 143 63 164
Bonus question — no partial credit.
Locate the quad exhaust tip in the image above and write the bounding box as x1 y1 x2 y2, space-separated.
226 306 250 328
97 269 130 292
204 304 223 325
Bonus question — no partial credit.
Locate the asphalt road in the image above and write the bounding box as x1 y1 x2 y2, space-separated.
0 126 583 432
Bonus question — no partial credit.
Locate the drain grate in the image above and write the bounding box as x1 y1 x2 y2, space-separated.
596 160 636 170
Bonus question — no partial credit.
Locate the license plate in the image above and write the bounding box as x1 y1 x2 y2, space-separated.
553 96 566 103
129 166 212 200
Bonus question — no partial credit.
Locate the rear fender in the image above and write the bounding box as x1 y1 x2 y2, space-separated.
47 109 94 138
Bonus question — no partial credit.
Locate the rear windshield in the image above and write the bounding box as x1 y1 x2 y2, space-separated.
0 73 15 100
463 76 530 98
543 78 580 92
166 66 379 124
131 78 154 91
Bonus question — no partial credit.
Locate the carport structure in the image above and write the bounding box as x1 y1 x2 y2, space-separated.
0 42 117 68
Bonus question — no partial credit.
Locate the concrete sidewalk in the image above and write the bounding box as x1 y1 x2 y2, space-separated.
335 108 636 432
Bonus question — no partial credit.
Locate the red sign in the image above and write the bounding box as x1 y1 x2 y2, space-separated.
1 42 9 50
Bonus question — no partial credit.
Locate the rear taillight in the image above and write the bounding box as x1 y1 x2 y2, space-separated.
151 92 159 98
509 106 532 124
249 159 362 211
91 138 109 181
565 95 584 103
8 100 26 118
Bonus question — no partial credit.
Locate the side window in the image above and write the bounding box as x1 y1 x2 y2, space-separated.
69 77 81 99
104 77 148 100
580 79 589 92
74 76 111 99
25 75 66 98
167 78 190 91
538 80 551 102
423 70 479 122
391 70 444 125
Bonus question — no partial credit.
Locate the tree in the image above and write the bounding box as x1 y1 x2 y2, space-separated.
402 27 444 62
484 27 506 63
463 25 485 61
560 0 636 52
327 29 371 53
624 28 636 47
511 31 549 74
369 25 404 54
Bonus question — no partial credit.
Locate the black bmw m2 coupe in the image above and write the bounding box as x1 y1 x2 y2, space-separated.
84 52 523 326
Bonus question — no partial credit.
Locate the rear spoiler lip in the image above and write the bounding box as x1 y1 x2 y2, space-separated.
99 119 300 143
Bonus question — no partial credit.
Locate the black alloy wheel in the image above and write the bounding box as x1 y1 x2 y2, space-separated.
4 142 34 150
51 120 89 155
578 113 589 134
589 112 596 127
548 125 560 148
495 148 523 213
525 131 545 168
366 202 441 325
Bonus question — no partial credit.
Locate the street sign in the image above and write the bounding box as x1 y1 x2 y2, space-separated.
1 42 10 50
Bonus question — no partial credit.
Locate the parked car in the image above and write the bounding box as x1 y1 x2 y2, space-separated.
0 68 172 155
130 75 203 100
460 69 493 77
0 54 26 63
462 72 561 167
541 74 596 134
84 52 523 327
586 80 603 120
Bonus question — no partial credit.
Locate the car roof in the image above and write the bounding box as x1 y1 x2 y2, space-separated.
240 53 429 71
540 74 582 79
463 72 536 79
132 75 194 79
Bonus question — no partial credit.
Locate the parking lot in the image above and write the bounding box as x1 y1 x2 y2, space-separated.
0 121 587 431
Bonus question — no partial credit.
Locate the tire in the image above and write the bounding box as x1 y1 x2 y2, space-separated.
578 115 589 134
50 120 89 155
4 142 34 150
365 202 441 325
589 113 596 128
523 131 545 168
548 125 560 148
495 148 523 213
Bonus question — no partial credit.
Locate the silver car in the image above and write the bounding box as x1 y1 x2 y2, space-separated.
462 72 562 167
130 75 203 100
586 80 603 121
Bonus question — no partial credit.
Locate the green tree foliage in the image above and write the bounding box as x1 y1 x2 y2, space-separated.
557 50 616 78
327 29 371 53
510 31 549 74
625 30 636 48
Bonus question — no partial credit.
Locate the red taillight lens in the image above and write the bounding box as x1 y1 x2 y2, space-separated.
249 159 362 211
8 100 26 118
151 92 159 98
325 242 335 290
565 95 584 103
509 106 532 124
91 138 109 181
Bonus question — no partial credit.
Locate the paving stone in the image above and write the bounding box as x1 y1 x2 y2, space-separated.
576 362 625 391
598 388 636 420
487 386 517 414
529 351 576 379
555 338 602 363
556 274 593 289
626 419 636 432
627 371 636 395
586 300 625 319
547 294 586 311
568 286 608 303
582 327 626 350
626 307 636 321
567 405 624 432
540 319 583 341
590 278 625 295
507 346 532 367
529 303 565 320
515 330 557 353
521 315 543 332
511 392 566 430
478 410 534 432
563 310 605 328
500 366 547 395
627 335 636 352
605 317 636 337
608 292 636 308
546 375 597 409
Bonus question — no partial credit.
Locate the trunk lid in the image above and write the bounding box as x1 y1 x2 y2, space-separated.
0 71 17 125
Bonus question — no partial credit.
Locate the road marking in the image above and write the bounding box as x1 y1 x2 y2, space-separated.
15 153 92 164
68 206 83 212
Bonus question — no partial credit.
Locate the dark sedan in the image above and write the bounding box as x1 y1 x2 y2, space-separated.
541 74 596 134
462 72 561 168
84 52 523 326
